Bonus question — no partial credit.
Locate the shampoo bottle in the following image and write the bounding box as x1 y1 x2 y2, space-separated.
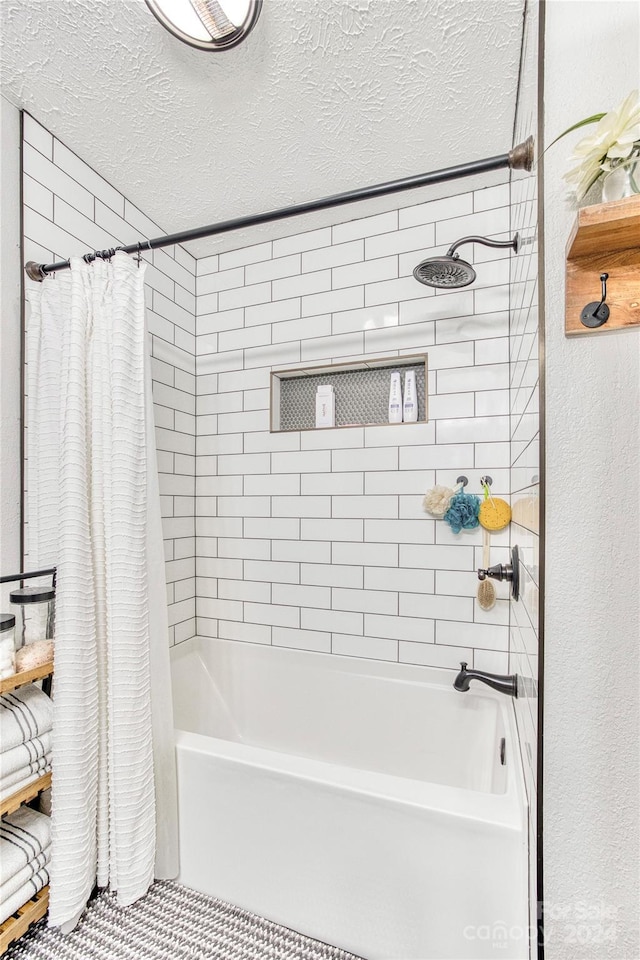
315 384 335 428
388 371 403 423
403 369 418 422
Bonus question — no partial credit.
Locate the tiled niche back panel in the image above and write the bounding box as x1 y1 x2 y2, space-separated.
21 115 197 646
276 359 427 431
195 182 516 670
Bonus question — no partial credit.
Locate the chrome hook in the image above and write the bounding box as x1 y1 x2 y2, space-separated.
580 272 610 328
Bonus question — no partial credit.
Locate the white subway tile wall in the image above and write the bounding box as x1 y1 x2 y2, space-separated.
20 115 538 705
510 2 540 951
22 116 197 645
194 180 515 672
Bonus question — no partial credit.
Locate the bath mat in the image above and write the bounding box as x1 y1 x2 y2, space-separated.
6 880 363 960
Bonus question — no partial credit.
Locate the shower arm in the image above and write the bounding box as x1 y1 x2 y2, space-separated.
446 235 520 259
25 137 534 281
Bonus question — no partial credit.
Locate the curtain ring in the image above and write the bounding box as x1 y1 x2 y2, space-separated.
135 242 143 268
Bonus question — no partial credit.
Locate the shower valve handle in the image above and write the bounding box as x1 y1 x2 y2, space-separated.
477 563 513 583
477 546 521 602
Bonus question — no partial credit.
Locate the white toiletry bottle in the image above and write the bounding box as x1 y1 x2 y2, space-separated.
403 369 418 422
388 371 403 423
315 384 335 428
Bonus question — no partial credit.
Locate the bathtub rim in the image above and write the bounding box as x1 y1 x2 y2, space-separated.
175 727 524 831
172 632 507 693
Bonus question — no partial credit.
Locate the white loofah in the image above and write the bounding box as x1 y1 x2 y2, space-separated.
422 484 456 517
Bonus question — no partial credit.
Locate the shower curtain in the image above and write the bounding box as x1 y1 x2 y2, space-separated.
26 252 178 932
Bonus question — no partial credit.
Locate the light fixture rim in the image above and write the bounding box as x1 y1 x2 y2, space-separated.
145 0 262 51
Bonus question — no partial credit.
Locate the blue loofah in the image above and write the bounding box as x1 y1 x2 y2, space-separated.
443 490 480 534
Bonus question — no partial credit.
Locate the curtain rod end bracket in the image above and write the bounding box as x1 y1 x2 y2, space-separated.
25 261 46 282
509 136 534 172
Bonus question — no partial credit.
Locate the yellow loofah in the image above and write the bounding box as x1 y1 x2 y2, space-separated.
479 497 512 531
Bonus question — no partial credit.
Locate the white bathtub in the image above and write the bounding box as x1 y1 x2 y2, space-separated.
171 637 528 960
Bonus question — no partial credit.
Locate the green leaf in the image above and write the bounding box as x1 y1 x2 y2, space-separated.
547 113 607 150
530 113 608 170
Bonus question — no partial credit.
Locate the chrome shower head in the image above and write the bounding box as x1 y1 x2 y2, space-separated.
413 233 521 289
413 255 476 289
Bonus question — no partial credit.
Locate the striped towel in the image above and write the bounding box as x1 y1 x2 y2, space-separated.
0 867 49 924
0 731 51 780
1 843 50 902
0 754 51 799
0 686 53 752
0 807 51 885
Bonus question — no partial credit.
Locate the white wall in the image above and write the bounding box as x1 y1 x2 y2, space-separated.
544 3 640 957
0 96 22 608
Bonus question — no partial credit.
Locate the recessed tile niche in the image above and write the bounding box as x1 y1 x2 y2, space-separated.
270 353 428 432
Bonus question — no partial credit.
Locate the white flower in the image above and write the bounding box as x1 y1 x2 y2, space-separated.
564 154 605 200
564 90 640 199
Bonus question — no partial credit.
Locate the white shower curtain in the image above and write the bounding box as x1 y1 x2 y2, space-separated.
26 252 178 932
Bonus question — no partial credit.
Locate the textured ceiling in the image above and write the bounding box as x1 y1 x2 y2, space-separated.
0 0 525 257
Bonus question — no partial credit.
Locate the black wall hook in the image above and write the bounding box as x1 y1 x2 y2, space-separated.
581 273 610 328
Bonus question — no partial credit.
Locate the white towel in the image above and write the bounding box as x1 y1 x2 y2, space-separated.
0 807 51 885
0 753 51 798
0 867 50 924
0 844 50 902
0 635 14 678
0 732 51 779
0 686 53 752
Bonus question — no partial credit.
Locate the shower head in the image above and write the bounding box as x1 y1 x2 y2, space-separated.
413 255 477 289
413 233 521 289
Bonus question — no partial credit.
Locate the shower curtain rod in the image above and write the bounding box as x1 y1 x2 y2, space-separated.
25 137 533 281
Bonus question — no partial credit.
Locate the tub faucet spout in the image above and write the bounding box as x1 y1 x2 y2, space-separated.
453 662 518 698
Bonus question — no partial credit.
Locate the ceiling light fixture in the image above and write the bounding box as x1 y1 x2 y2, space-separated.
146 0 262 51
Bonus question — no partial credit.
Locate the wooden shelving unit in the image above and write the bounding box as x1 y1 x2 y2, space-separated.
0 661 54 696
566 194 640 336
0 888 49 955
0 772 52 819
1 662 54 953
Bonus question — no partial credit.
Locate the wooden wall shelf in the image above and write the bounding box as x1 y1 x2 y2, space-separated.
566 194 640 336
